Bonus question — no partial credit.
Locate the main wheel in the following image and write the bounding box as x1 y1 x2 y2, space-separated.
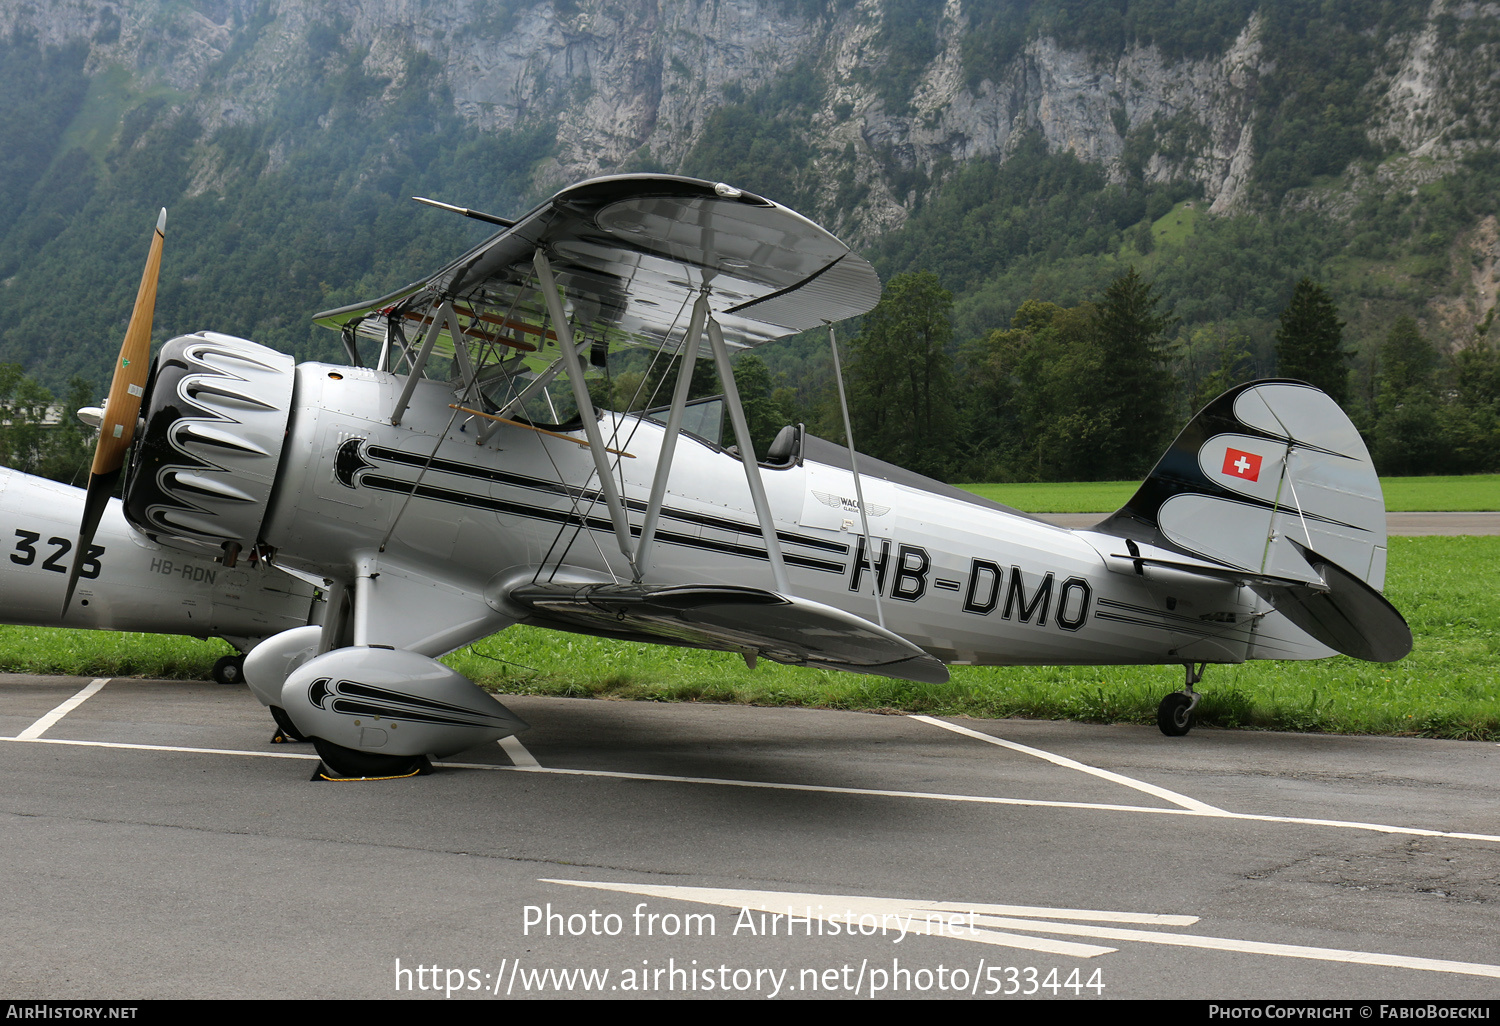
269 705 309 743
1157 692 1194 736
211 654 245 685
311 737 428 779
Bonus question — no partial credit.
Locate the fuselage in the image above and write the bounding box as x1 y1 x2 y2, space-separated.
259 363 1310 667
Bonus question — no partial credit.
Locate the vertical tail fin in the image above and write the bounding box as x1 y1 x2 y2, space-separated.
1099 380 1410 662
1103 379 1386 586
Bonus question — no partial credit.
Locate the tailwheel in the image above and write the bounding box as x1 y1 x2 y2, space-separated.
211 654 246 686
1157 662 1206 737
1157 692 1194 736
311 737 430 780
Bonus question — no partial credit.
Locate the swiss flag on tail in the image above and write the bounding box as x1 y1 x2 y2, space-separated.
1221 447 1262 482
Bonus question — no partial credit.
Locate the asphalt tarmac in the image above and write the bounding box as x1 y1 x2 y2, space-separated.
2 675 1497 1000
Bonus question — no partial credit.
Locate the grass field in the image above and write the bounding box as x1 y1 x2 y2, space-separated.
2 536 1494 740
1377 475 1500 511
960 474 1500 513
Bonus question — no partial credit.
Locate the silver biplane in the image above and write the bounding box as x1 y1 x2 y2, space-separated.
58 175 1410 778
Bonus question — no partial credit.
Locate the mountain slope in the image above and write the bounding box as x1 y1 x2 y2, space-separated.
0 0 1494 399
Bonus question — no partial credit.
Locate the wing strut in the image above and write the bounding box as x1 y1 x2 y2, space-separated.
708 316 791 595
828 324 884 627
533 248 639 574
635 292 710 582
448 311 481 406
391 300 451 425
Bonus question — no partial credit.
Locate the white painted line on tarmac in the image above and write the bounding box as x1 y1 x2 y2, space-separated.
1173 810 1500 844
498 735 540 768
547 879 1200 927
7 736 1497 844
905 717 1500 842
442 761 1500 842
910 714 1227 814
547 879 1118 958
444 759 1211 813
962 916 1500 978
8 737 319 760
546 880 1500 980
14 679 111 740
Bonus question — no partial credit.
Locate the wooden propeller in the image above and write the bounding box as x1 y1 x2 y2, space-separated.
63 208 165 614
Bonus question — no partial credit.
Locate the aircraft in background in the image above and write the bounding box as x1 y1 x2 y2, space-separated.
50 175 1408 779
0 466 316 684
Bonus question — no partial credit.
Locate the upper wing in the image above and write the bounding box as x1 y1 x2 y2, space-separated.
313 175 881 356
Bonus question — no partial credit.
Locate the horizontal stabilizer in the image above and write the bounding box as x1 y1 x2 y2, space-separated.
508 583 949 684
1109 552 1324 591
1250 543 1412 663
1112 545 1410 663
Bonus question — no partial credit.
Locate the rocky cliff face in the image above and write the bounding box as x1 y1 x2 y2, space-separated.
856 12 1267 223
4 0 1495 243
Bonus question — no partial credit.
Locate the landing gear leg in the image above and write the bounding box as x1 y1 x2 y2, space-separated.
1157 662 1205 737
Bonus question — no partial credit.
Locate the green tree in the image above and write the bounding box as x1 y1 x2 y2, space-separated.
1091 267 1177 478
1180 324 1255 412
847 271 956 478
1373 317 1442 475
959 299 1108 481
1378 315 1438 396
608 369 647 412
1132 220 1155 255
727 353 789 454
0 364 55 475
636 350 722 414
1275 278 1348 404
35 375 95 485
1438 335 1500 473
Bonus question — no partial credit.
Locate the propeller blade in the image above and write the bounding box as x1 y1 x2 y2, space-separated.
63 208 166 614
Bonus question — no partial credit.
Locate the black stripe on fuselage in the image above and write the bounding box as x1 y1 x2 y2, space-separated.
365 444 850 555
1096 597 1259 641
360 474 847 574
1093 609 1175 633
1097 597 1248 631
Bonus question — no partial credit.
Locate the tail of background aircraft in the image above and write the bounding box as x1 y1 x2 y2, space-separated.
1097 379 1411 664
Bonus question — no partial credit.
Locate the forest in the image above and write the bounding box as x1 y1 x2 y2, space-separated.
704 264 1500 483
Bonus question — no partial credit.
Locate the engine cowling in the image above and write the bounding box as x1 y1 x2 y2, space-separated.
124 332 295 557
